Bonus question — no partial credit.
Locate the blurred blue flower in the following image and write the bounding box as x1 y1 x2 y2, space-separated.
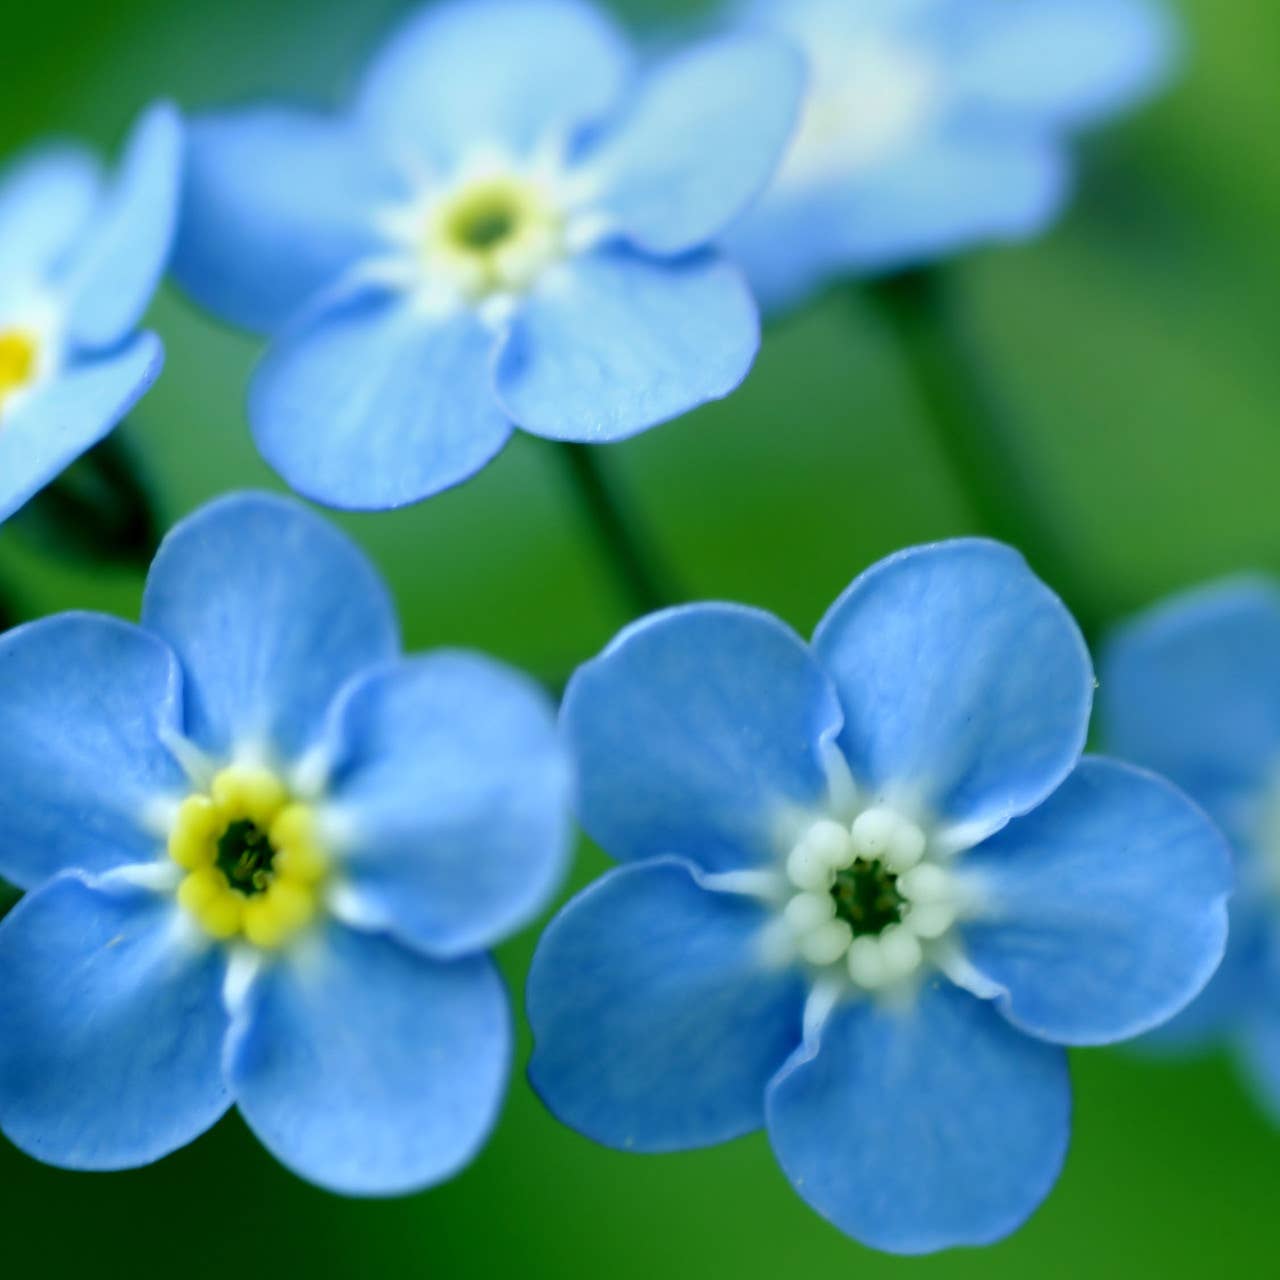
0 492 572 1194
174 0 803 510
1103 579 1280 1117
0 102 181 523
527 539 1230 1254
723 0 1177 312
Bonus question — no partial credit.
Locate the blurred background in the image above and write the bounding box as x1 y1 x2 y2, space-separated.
1 0 1277 1274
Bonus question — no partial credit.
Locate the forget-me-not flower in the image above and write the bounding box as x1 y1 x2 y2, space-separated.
723 0 1176 313
173 0 803 510
0 492 572 1193
0 102 181 523
1103 579 1280 1119
527 539 1230 1254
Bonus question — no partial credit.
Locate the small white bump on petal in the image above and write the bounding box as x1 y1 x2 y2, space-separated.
846 935 888 988
898 863 950 902
787 841 837 892
785 891 837 933
799 918 854 966
850 806 898 858
878 924 923 980
884 818 927 871
906 901 957 940
808 818 855 868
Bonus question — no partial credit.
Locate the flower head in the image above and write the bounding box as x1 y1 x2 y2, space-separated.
527 539 1229 1254
723 0 1177 312
0 492 572 1194
173 0 804 510
0 102 181 523
1102 578 1280 1117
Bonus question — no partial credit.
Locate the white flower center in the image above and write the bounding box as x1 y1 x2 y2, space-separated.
375 145 606 321
780 31 941 189
780 804 960 991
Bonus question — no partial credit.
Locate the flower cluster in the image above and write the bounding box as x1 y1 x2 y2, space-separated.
0 103 180 523
0 494 571 1193
1 0 1257 1264
172 0 803 508
726 0 1176 312
528 540 1230 1253
1103 581 1280 1118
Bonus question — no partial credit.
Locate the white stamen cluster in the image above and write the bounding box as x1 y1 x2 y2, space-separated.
781 805 959 991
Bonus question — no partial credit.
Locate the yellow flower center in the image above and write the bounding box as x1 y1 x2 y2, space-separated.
0 329 38 412
169 765 328 949
423 174 564 299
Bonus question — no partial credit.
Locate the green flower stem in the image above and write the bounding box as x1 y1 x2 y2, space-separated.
866 267 1101 637
555 442 678 618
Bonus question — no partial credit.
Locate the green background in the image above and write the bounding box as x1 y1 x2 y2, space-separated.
1 0 1277 1273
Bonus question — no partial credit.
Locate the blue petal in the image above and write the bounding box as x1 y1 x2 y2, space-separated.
174 108 396 334
589 33 804 256
249 291 512 509
356 0 632 165
958 757 1232 1046
813 540 1092 839
957 0 1178 130
0 146 101 281
496 248 759 443
322 652 572 958
60 102 183 350
721 180 864 315
765 980 1070 1254
528 858 805 1151
0 876 230 1170
1101 578 1280 842
141 492 399 762
0 614 186 888
0 332 163 525
1137 905 1270 1054
561 604 843 872
834 129 1068 275
228 923 509 1195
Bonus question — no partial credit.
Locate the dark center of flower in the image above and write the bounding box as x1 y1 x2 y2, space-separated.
831 857 905 937
215 819 277 896
445 188 522 252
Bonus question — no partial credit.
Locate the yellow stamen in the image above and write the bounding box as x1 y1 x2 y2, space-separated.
0 330 38 410
170 765 328 950
211 764 288 828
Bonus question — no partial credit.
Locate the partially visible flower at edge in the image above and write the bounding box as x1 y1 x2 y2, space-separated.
723 0 1178 314
0 491 572 1194
526 538 1230 1254
1102 578 1280 1119
173 0 805 511
0 101 181 523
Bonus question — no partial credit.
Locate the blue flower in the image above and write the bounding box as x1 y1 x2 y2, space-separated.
526 539 1230 1254
1102 578 1280 1117
0 492 572 1194
173 0 803 511
0 102 181 523
722 0 1176 313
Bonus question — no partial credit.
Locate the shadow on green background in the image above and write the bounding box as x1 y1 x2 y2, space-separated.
1 0 1277 1274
